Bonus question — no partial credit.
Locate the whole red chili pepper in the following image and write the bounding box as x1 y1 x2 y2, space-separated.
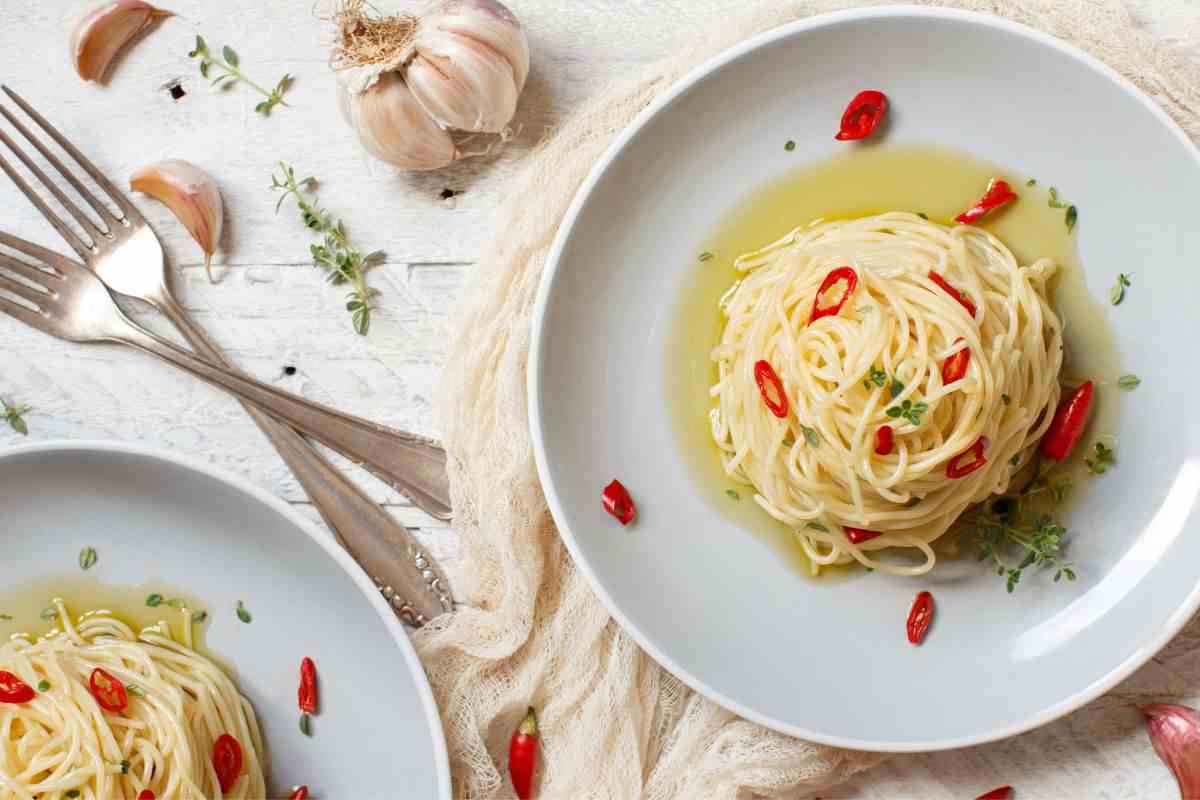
907 591 935 645
809 266 858 324
941 338 971 385
947 437 988 479
90 667 128 713
835 90 888 141
289 787 310 800
602 480 636 525
1040 381 1094 461
753 360 789 419
137 791 156 800
975 787 1013 800
928 272 977 317
298 657 318 715
955 178 1017 224
873 425 894 456
509 707 539 800
843 526 881 545
0 671 34 704
212 733 244 794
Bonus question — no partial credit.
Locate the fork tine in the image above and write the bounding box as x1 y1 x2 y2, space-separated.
0 293 49 330
0 250 59 287
1 86 142 222
0 149 92 260
0 269 50 307
0 104 121 230
0 229 82 273
0 125 107 244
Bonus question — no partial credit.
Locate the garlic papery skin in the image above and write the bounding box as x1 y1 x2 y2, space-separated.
1141 704 1200 798
71 0 169 82
332 0 528 170
130 160 223 283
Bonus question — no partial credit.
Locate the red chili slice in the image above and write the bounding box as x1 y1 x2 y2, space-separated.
976 787 1013 800
289 787 310 800
0 671 35 704
844 526 882 545
298 657 317 714
809 266 858 325
753 359 789 418
873 425 894 456
928 272 977 317
89 667 128 713
1040 381 1094 461
955 178 1017 224
907 590 935 645
602 479 636 526
213 733 244 794
138 791 156 800
835 90 888 141
940 338 971 385
947 436 988 479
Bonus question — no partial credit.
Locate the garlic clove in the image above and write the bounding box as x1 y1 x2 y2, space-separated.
345 71 458 171
130 160 223 283
407 28 520 133
71 1 169 83
423 0 530 92
1140 704 1200 798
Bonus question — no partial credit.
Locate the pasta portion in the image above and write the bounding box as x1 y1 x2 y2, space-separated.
710 212 1063 575
0 600 266 799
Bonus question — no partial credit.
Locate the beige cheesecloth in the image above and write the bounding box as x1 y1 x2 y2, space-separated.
414 1 1200 797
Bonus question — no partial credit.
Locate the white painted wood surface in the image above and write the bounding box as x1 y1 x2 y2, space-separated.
1 1 1196 797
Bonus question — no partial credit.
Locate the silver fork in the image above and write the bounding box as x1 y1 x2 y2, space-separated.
0 87 452 626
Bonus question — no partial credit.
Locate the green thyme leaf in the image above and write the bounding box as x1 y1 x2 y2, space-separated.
889 376 904 399
66 790 80 798
300 712 312 736
120 760 130 774
1110 273 1131 306
167 598 187 609
725 489 740 501
37 679 50 692
805 521 829 532
1026 178 1037 187
1001 394 1011 405
698 251 713 262
1010 454 1021 466
78 546 98 571
236 600 252 624
2 397 31 436
0 614 12 622
801 425 820 447
191 610 208 624
221 45 238 66
917 212 929 220
145 594 163 608
40 607 57 622
1085 442 1115 475
1048 187 1068 209
784 140 796 151
126 684 145 697
1117 374 1141 390
1065 205 1078 233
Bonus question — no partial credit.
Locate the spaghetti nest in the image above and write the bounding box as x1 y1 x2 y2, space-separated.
710 212 1063 575
0 601 266 799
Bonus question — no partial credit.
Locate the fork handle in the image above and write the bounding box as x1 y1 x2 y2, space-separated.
114 323 454 521
158 297 453 626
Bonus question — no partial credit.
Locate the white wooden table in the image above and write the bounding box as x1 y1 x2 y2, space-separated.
2 2 1197 797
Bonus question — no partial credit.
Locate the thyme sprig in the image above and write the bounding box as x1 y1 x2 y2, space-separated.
272 163 384 335
2 397 30 435
188 37 290 115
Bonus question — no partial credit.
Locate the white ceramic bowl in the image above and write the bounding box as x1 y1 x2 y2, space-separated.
530 7 1200 750
0 441 452 796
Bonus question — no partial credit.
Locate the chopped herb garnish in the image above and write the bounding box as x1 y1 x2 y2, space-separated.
1026 178 1037 187
1110 273 1131 305
66 790 80 798
126 684 145 697
0 614 12 622
167 598 187 610
698 251 713 262
1117 374 1141 390
2 397 30 435
862 366 887 391
917 212 929 220
805 521 829 532
886 398 929 426
725 489 740 501
120 760 130 774
1001 394 1011 405
40 607 57 622
1085 442 1115 475
1010 454 1021 466
800 425 820 447
300 712 313 736
1048 187 1067 209
78 546 97 571
37 679 50 692
1065 205 1078 232
236 600 252 624
145 594 163 608
191 610 209 624
784 140 796 152
889 376 904 399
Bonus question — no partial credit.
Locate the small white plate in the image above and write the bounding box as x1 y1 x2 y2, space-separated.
0 441 451 797
530 7 1200 750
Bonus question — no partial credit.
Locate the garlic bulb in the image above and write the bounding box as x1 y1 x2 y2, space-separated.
332 0 529 171
130 160 224 283
71 0 169 82
1141 704 1200 798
